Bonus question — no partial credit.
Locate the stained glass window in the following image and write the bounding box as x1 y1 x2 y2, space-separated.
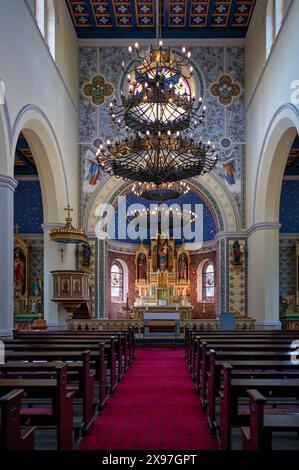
203 261 214 301
111 262 123 301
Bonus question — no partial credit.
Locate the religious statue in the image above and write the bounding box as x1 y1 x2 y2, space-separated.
178 253 188 280
232 240 242 266
14 247 26 296
31 300 37 314
81 243 92 266
151 242 157 271
62 279 70 294
158 239 168 270
137 253 147 280
73 280 81 295
32 277 41 296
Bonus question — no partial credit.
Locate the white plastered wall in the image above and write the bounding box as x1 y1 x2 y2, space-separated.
245 0 299 327
0 0 78 329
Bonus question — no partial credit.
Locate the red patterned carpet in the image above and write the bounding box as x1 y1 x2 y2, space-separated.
78 348 217 450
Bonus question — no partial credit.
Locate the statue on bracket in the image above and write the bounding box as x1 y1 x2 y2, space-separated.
178 253 188 281
176 243 190 283
158 238 168 270
137 253 147 280
232 240 243 266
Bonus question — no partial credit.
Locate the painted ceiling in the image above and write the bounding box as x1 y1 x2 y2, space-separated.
65 0 256 39
284 136 299 176
14 134 38 176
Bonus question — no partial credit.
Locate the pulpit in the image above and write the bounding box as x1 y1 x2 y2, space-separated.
51 270 91 319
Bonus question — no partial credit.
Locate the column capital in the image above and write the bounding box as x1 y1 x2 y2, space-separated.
0 174 18 192
247 222 281 237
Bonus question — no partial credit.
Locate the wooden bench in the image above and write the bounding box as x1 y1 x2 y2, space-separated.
4 339 117 393
193 336 297 382
207 352 299 432
11 332 130 374
0 389 36 450
4 348 108 410
196 341 296 403
0 364 75 450
0 351 94 432
185 328 299 366
219 363 299 450
241 389 299 450
13 327 136 365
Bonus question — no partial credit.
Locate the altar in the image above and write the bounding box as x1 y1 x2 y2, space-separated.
133 237 193 320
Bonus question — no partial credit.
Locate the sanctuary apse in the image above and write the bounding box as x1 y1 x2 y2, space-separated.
133 238 193 320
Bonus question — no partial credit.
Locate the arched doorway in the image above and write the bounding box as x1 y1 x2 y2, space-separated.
11 107 71 328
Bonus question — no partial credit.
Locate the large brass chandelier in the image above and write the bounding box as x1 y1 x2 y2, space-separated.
97 9 217 201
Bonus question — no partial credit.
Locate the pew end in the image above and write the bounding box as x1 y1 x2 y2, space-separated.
0 389 36 450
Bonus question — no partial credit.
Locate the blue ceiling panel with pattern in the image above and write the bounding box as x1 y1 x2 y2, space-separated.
65 0 256 39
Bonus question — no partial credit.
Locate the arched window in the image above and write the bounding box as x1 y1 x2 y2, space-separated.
46 0 56 59
266 0 287 59
203 262 215 301
111 262 124 302
35 0 56 59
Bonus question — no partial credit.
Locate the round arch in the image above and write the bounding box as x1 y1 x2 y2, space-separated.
83 172 240 236
11 105 69 222
253 104 299 224
0 101 11 176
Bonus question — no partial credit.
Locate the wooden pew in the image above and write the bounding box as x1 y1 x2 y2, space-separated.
0 389 36 450
4 348 108 410
219 363 299 450
0 351 94 432
195 340 296 402
186 330 299 369
241 389 299 450
4 339 117 393
11 332 130 374
0 364 75 450
192 335 298 380
207 350 299 432
13 327 136 365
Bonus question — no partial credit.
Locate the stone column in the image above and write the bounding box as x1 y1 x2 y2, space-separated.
0 174 18 336
247 223 281 329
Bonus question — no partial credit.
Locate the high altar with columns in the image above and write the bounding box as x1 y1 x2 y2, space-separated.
133 238 193 320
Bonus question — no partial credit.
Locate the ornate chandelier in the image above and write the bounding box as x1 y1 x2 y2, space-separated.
98 131 217 184
96 39 218 199
132 181 190 201
109 43 206 134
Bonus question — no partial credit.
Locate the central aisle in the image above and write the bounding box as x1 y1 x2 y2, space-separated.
78 348 217 450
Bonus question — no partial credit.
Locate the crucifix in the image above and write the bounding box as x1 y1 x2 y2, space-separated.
64 205 74 221
59 247 65 263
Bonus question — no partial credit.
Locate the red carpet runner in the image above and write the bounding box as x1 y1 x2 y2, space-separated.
78 348 217 450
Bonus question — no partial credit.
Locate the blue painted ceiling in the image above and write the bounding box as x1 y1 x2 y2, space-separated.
65 0 256 39
110 189 217 243
14 134 37 176
284 136 299 176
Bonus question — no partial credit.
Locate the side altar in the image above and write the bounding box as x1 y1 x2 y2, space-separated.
133 238 193 320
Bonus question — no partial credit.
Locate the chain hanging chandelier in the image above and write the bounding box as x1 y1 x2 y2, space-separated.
96 1 218 200
132 181 190 202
